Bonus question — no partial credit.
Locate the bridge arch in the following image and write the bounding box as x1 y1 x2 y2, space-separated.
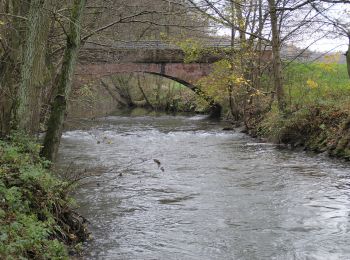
74 62 221 117
145 72 197 91
74 41 272 117
75 63 212 87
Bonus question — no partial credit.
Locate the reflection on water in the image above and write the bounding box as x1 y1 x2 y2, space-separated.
57 114 350 260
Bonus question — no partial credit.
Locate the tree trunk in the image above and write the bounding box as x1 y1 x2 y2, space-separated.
346 38 350 79
112 74 134 106
255 0 263 90
267 0 286 112
155 76 162 109
230 0 236 48
228 85 240 121
137 74 153 109
101 79 133 107
234 0 246 45
41 0 86 161
16 0 51 133
0 0 28 136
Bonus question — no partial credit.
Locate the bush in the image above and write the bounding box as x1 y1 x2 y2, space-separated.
0 133 88 259
257 103 350 160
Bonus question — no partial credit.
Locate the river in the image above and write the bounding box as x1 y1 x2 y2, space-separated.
57 113 350 260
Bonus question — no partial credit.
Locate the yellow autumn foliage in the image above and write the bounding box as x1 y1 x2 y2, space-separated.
306 79 318 89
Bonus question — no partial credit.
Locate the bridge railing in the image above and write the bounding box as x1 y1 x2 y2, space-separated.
84 39 234 50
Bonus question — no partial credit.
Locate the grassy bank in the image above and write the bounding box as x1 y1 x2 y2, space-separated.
0 134 88 259
256 104 350 160
248 62 350 160
284 62 350 110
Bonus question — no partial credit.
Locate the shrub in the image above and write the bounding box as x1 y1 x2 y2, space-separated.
0 133 88 259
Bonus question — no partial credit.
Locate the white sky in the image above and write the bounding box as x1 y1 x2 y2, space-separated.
216 2 349 54
219 29 348 52
305 38 347 52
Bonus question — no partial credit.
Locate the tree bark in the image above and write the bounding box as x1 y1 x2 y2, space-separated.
0 0 28 136
41 0 86 161
137 74 153 109
234 0 246 45
346 37 350 79
16 0 51 133
155 76 162 109
101 79 133 107
267 0 286 112
230 0 236 48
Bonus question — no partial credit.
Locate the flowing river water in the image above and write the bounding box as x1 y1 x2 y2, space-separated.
57 113 350 260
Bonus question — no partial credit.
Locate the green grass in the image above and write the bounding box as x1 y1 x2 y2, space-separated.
255 62 350 160
284 62 350 111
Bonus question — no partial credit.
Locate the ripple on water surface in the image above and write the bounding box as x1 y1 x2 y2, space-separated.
57 115 350 260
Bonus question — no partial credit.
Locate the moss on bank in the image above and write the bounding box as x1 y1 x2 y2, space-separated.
0 133 88 259
251 104 350 160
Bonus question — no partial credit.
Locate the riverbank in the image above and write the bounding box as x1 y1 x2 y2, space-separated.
0 133 89 259
243 103 350 161
217 61 350 161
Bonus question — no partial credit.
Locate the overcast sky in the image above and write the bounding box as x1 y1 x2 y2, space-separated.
305 38 347 52
219 29 347 53
216 2 349 54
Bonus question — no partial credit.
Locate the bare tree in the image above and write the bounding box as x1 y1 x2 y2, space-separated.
312 2 350 77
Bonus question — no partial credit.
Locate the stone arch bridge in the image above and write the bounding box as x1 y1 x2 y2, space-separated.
76 40 233 88
75 40 271 115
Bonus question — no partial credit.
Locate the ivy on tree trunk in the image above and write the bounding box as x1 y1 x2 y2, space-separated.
41 0 86 161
